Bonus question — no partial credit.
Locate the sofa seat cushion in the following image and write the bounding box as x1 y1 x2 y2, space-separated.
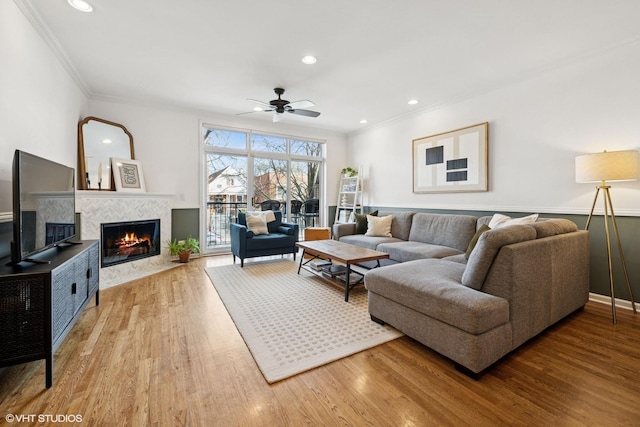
339 234 403 250
365 259 509 335
246 233 294 251
376 241 463 263
442 253 468 264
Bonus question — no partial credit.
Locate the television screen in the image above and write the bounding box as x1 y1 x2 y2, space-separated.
12 150 76 264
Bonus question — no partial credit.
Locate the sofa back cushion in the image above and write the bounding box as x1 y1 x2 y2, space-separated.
462 224 537 290
530 218 578 238
408 213 478 252
378 211 415 240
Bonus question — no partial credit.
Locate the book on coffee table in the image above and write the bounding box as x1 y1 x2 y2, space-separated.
309 260 332 271
321 264 347 277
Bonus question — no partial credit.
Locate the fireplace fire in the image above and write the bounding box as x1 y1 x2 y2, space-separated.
101 219 160 267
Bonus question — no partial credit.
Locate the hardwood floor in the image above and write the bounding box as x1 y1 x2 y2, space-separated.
1 254 639 426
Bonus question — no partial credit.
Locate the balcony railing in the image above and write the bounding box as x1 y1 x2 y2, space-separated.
206 201 246 249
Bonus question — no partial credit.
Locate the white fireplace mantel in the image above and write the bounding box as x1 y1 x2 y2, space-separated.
76 191 177 288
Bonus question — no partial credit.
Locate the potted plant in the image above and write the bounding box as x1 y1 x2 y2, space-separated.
166 236 200 263
341 166 357 177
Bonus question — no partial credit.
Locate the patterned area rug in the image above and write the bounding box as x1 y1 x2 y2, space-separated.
205 260 403 383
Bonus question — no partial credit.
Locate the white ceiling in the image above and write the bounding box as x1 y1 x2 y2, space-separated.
20 0 640 134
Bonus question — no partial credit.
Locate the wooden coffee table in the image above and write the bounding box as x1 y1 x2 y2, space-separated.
296 239 389 301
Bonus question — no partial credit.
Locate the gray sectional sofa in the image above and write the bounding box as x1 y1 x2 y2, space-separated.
332 211 590 377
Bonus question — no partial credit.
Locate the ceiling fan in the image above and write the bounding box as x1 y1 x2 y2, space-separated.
239 88 321 122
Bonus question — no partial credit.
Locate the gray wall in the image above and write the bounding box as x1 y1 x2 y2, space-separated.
171 208 199 242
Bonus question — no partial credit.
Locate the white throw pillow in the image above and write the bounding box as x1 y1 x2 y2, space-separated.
245 213 269 235
489 213 538 228
365 214 393 237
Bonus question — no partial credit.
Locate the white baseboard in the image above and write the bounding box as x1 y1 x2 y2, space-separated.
589 293 637 311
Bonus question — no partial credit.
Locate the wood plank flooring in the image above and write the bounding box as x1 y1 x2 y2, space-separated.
1 254 639 426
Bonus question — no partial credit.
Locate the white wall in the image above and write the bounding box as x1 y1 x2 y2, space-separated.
0 1 87 213
348 40 640 216
87 99 348 212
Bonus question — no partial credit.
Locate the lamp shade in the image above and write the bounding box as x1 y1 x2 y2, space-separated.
575 150 638 183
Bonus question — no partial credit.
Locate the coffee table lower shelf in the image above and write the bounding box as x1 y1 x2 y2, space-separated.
296 240 389 302
299 259 366 299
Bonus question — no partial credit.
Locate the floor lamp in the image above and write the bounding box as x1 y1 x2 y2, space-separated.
575 150 638 323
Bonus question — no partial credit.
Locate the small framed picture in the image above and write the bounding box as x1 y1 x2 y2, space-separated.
111 157 146 192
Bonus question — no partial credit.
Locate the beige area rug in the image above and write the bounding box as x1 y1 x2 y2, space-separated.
205 260 403 383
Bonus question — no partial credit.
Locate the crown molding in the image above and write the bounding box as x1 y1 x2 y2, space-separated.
349 33 640 138
14 0 91 97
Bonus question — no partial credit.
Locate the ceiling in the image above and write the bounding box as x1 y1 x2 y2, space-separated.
20 0 640 134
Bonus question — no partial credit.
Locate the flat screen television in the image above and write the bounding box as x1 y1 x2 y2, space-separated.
11 150 76 265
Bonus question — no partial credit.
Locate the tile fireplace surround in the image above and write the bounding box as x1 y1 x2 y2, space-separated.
76 191 176 288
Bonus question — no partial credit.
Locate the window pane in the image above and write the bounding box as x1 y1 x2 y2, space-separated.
205 154 247 249
251 133 286 153
253 157 287 209
290 160 321 200
204 128 247 149
291 139 322 157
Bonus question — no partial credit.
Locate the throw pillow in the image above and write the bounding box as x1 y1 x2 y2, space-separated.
245 213 269 235
465 224 491 259
354 210 378 234
365 214 393 237
488 213 538 228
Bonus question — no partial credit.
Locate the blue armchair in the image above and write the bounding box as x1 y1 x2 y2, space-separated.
230 211 299 267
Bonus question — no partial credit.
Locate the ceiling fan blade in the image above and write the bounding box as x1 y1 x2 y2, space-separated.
288 109 321 118
237 108 274 116
247 98 272 108
287 100 314 109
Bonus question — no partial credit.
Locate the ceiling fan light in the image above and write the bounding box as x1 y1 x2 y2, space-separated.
301 55 317 65
273 113 284 123
67 0 93 12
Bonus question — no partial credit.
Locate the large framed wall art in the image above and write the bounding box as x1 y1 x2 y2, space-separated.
412 122 488 193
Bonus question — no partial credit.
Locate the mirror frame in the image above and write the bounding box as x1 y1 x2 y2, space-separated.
77 116 135 190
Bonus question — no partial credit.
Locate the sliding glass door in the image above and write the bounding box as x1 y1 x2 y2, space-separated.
203 126 324 253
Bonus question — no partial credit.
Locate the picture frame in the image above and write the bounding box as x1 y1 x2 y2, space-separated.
412 122 488 193
111 157 146 192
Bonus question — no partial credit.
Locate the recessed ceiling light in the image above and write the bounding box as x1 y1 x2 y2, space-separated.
360 119 368 124
252 107 264 112
68 0 93 12
301 55 317 65
102 139 112 144
408 99 419 105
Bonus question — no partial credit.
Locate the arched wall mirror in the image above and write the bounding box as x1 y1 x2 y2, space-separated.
78 116 135 190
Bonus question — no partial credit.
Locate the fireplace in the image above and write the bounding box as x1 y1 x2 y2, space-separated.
100 219 160 268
